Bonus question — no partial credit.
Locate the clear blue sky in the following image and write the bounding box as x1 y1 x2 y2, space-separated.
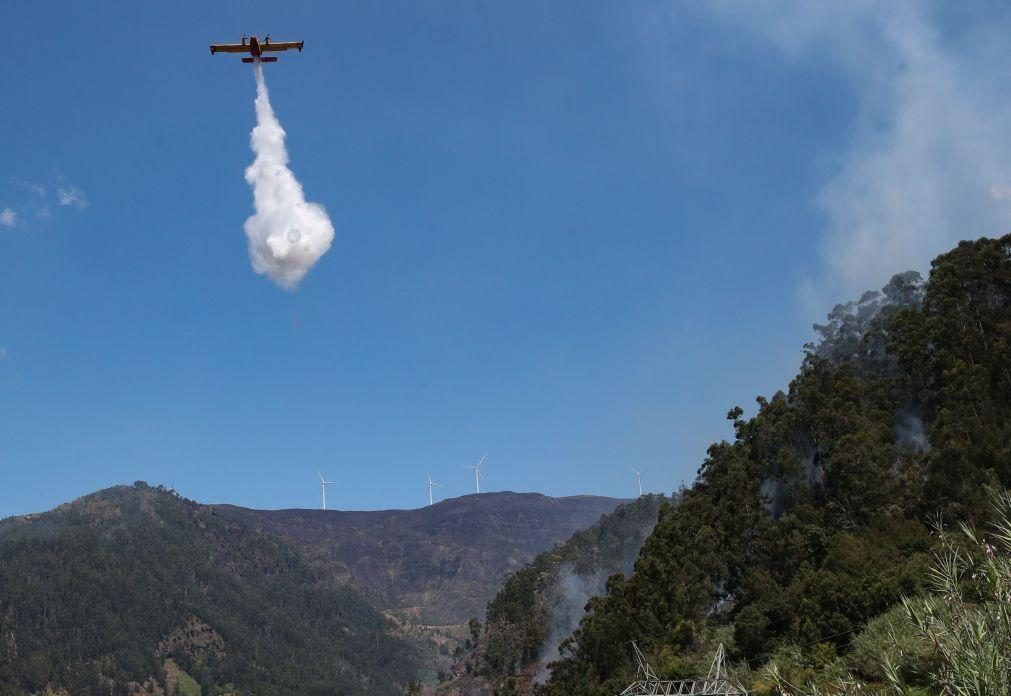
2 2 1007 515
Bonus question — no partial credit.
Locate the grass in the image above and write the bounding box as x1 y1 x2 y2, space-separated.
164 659 201 696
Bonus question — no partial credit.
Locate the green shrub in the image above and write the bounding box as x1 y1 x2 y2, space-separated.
887 491 1011 695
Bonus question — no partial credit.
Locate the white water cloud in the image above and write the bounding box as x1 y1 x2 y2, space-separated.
704 2 1011 299
243 66 334 289
0 208 17 228
990 185 1011 201
10 178 46 198
6 175 87 225
57 185 88 211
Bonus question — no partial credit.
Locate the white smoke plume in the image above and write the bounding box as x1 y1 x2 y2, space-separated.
895 408 930 454
646 2 1011 302
244 65 334 289
717 3 1011 301
534 567 607 684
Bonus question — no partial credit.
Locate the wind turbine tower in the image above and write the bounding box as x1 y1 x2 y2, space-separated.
318 471 337 510
427 472 442 506
465 455 486 494
633 469 645 497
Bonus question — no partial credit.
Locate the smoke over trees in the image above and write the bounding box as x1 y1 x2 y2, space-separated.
536 234 1011 695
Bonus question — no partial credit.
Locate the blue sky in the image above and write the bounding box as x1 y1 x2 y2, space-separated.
2 2 1009 516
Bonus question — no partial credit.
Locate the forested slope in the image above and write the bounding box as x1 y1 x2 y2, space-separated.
0 483 422 695
443 494 667 694
538 234 1011 694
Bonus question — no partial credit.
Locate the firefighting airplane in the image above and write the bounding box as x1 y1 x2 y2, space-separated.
209 35 304 64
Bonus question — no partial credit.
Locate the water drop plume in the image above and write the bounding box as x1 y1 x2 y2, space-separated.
244 65 334 289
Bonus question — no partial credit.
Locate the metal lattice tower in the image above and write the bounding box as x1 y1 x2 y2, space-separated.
618 642 746 696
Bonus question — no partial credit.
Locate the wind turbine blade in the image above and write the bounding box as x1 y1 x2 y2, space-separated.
318 471 326 483
477 454 486 468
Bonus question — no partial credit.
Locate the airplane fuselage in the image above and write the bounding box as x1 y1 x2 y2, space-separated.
209 35 301 63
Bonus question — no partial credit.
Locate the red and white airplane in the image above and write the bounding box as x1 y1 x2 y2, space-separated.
209 35 303 64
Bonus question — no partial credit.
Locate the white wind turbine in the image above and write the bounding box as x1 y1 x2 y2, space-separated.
318 471 337 510
633 468 646 497
464 455 486 494
427 472 442 506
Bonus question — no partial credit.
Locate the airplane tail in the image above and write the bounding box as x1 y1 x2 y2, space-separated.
242 56 278 64
242 57 254 63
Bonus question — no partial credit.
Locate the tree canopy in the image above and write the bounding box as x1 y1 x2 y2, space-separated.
538 234 1011 695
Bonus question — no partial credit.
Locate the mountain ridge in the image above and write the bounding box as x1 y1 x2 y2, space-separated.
0 483 627 694
213 490 629 625
0 482 423 695
211 490 624 515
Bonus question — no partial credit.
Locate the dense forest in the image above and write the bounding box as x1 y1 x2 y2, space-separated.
0 486 626 695
0 483 422 695
443 494 667 694
533 234 1011 694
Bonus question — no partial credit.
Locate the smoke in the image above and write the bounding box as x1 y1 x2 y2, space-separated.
798 437 825 488
534 566 609 684
761 478 789 518
761 434 825 519
244 65 334 289
895 408 930 454
649 2 1011 303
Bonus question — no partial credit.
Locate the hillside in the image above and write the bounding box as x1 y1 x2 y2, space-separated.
537 234 1011 694
0 483 422 695
214 492 627 626
442 494 669 695
0 486 625 694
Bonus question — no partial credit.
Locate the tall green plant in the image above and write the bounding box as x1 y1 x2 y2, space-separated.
887 491 1011 695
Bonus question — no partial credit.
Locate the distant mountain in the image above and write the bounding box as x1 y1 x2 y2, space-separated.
215 491 628 626
0 483 422 695
0 485 625 694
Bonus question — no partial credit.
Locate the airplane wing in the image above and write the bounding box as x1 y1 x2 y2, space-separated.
208 42 249 53
261 41 304 52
